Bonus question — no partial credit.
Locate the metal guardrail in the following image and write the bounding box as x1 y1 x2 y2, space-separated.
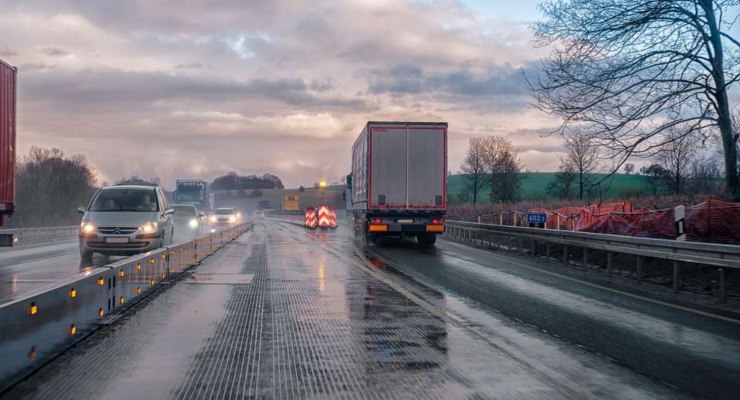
0 226 78 246
445 220 739 300
0 222 252 392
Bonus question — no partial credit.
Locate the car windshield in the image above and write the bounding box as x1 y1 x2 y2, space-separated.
214 208 233 215
172 205 197 217
89 189 159 212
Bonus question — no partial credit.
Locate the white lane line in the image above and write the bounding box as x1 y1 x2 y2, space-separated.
442 240 740 325
269 220 588 400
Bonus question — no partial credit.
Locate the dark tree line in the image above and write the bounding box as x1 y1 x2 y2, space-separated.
10 147 97 228
210 172 284 190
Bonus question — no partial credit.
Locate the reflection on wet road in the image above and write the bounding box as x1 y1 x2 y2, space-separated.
4 219 697 399
0 224 218 304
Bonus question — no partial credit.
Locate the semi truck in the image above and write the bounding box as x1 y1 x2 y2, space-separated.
0 59 16 241
350 121 447 247
173 179 209 212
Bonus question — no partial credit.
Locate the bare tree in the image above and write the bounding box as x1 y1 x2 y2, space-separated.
624 163 635 174
482 137 523 203
546 164 577 199
530 0 740 199
654 127 700 194
561 134 601 200
13 147 97 227
460 137 488 204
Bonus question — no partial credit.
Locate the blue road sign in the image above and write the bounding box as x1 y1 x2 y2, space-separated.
527 213 548 224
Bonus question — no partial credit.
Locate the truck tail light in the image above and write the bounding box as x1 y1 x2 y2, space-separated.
371 218 382 224
426 224 444 233
432 219 441 224
368 224 389 233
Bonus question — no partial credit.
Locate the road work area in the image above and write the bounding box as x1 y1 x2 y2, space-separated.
4 220 736 399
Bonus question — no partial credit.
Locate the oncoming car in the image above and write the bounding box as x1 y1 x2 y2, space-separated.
171 204 205 239
77 185 174 263
209 207 239 227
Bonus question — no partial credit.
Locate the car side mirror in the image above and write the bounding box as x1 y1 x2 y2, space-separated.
77 207 86 214
164 209 174 216
199 213 205 218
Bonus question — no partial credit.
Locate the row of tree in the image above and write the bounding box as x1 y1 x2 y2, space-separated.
6 147 286 227
210 172 284 190
11 147 97 228
459 136 523 204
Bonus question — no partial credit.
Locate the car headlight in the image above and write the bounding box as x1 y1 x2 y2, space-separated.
189 219 198 229
139 221 158 233
228 215 237 223
210 215 217 223
80 221 96 234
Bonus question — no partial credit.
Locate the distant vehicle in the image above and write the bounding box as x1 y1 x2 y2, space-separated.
171 204 204 238
77 185 174 263
0 59 16 239
209 207 239 226
351 121 447 247
174 179 209 213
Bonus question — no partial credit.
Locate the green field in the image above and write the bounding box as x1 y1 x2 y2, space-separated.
447 173 651 202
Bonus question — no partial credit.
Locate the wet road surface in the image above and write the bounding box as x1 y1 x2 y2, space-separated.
0 224 216 304
2 220 704 399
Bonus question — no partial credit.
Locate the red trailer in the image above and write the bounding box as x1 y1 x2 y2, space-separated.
0 58 16 229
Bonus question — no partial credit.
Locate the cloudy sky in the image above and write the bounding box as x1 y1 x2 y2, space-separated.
0 0 563 189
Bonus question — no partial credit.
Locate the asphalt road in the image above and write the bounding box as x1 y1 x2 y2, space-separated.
0 222 217 304
6 219 731 399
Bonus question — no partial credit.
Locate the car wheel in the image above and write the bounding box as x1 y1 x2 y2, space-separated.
80 250 93 265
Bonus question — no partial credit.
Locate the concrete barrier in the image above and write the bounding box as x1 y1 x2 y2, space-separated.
0 222 252 392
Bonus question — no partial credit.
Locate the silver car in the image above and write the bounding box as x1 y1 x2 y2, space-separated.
78 185 174 262
171 204 204 241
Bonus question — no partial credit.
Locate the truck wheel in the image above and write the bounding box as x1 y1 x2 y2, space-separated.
417 235 437 248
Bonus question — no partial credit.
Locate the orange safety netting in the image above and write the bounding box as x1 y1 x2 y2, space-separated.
530 199 740 245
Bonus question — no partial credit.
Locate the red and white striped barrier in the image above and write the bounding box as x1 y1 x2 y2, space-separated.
305 207 317 229
317 205 337 229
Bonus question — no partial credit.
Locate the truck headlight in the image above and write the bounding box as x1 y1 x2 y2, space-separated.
228 215 237 223
80 221 96 234
189 219 198 229
210 215 217 223
139 221 158 233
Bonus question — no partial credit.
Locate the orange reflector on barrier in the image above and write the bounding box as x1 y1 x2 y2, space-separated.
98 308 105 317
97 277 105 286
69 288 77 298
149 258 155 265
70 324 77 336
28 346 36 359
119 269 125 278
136 263 142 270
368 224 388 232
136 287 141 295
150 278 155 286
425 224 445 233
119 296 125 304
29 303 38 316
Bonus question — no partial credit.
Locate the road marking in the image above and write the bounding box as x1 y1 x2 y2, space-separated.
442 240 740 325
264 220 587 399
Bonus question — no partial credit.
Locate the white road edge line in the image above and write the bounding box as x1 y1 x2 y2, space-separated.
442 239 740 325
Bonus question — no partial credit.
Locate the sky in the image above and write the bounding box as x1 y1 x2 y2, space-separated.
0 0 567 189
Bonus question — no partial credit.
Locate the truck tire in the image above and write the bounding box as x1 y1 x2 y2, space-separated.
417 234 436 248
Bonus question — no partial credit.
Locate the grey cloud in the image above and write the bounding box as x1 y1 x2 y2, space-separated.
0 47 17 57
41 47 70 57
369 63 530 97
175 63 209 69
21 68 365 111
